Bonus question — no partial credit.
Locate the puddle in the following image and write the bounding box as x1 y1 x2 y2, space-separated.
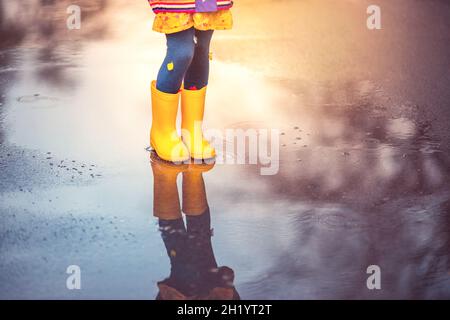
0 0 449 299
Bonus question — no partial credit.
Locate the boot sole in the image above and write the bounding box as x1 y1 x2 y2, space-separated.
150 141 190 163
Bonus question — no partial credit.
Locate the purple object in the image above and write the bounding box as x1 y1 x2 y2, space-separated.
196 0 218 13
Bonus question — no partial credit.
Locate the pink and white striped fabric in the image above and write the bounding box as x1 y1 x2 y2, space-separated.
148 0 233 14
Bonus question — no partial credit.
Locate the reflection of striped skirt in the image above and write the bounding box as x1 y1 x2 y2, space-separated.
152 9 233 34
148 0 233 14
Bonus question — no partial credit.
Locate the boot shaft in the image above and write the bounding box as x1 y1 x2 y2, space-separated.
151 81 180 135
181 86 207 129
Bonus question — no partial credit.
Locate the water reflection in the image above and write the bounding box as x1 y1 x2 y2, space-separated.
1 0 449 299
209 80 450 299
0 0 109 91
150 152 239 300
217 79 450 203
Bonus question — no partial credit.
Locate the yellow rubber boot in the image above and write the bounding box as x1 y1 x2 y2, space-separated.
181 86 216 160
151 81 190 163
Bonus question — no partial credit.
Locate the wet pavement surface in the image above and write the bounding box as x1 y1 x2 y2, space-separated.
1 0 450 299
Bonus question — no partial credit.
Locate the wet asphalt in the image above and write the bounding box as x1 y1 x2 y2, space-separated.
0 0 449 299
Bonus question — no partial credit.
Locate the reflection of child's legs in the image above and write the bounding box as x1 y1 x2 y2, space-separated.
156 28 196 94
185 208 218 272
184 30 214 90
158 218 198 294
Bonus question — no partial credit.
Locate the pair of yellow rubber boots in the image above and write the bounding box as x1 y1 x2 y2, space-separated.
150 81 215 162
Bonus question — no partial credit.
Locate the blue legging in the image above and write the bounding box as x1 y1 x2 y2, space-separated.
156 28 214 94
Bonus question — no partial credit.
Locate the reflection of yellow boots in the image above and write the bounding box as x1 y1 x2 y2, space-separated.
151 81 190 163
182 162 215 216
152 158 240 300
181 87 216 160
150 152 188 220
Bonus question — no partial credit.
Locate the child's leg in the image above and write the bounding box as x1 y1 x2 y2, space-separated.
184 30 214 90
156 28 196 94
